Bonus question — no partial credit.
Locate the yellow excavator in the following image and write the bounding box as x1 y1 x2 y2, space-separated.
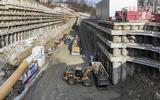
63 62 110 88
63 65 97 87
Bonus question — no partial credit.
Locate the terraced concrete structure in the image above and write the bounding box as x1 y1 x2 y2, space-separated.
0 0 75 78
83 20 160 84
0 1 76 99
0 2 71 48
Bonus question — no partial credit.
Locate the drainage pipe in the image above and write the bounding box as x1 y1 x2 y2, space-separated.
0 56 32 100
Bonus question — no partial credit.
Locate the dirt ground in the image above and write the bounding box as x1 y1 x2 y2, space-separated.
24 43 119 100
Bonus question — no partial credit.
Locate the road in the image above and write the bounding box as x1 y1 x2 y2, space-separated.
24 41 119 100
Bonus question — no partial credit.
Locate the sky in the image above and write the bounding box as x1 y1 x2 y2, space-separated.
85 0 102 6
92 0 102 4
87 0 102 4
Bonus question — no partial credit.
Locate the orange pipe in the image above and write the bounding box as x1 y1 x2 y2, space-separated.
0 60 29 100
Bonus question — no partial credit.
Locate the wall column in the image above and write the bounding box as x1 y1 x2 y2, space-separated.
112 62 120 85
7 35 10 45
0 36 2 48
3 35 6 47
16 33 18 42
113 36 121 43
121 61 127 80
122 48 128 56
113 48 121 56
14 33 17 42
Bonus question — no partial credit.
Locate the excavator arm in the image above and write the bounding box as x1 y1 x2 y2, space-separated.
82 65 96 79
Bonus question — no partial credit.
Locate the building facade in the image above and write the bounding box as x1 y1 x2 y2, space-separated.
96 0 138 19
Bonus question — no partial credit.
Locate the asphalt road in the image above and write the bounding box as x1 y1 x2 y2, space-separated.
24 43 119 100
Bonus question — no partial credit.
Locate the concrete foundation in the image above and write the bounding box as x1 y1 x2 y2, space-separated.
112 62 120 84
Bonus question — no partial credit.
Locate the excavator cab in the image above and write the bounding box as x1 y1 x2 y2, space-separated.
75 67 83 77
64 62 110 88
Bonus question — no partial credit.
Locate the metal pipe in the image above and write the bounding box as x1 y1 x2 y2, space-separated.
0 60 29 100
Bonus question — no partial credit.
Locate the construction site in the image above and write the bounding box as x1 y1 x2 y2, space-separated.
0 0 160 100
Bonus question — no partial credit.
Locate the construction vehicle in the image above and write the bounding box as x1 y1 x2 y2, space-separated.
64 34 74 45
63 62 110 88
71 40 80 56
63 65 95 86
